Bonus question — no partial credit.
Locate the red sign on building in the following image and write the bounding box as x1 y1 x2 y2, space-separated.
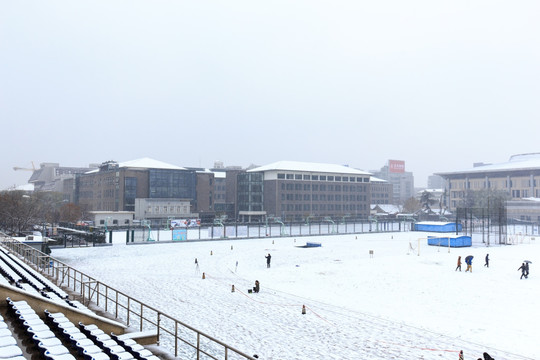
389 160 405 173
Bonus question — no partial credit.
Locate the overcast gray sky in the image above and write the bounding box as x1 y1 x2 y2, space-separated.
1 1 539 190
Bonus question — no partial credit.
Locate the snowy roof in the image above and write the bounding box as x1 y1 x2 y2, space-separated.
86 157 185 173
437 153 540 176
371 204 402 214
119 157 186 170
6 183 34 191
213 171 227 179
415 221 455 226
247 161 371 175
369 176 388 183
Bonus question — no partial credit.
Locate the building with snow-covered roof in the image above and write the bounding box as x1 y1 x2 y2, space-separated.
74 158 197 222
370 204 402 217
27 162 96 192
436 153 540 211
239 161 372 222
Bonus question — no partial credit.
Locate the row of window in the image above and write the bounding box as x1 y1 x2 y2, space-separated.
280 183 368 192
451 189 538 199
281 194 368 202
280 204 368 211
146 205 190 214
451 179 539 189
277 173 369 183
99 219 130 225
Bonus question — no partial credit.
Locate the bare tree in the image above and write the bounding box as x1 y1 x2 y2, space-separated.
402 197 421 214
0 191 40 235
0 191 72 235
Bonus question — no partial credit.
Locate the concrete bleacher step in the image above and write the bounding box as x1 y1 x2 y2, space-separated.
1 251 162 360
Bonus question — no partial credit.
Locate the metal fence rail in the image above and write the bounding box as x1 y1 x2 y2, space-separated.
0 235 256 360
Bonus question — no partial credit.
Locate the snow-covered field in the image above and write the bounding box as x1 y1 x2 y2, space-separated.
53 231 538 359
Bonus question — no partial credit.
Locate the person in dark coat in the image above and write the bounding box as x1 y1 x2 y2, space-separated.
265 253 271 268
483 351 495 360
484 254 489 267
253 280 260 293
525 262 530 277
455 256 462 271
518 263 528 279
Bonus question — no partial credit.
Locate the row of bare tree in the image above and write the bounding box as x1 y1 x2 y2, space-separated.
0 191 83 236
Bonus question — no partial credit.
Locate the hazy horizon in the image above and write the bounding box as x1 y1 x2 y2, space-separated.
2 1 539 190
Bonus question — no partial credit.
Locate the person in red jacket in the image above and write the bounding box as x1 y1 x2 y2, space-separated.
455 256 462 271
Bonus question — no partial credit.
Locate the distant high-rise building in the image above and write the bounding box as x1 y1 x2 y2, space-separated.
371 160 414 204
427 175 445 189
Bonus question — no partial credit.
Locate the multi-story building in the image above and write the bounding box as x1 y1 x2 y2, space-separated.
27 162 96 192
371 160 414 204
212 171 236 221
436 153 540 215
238 161 372 222
75 158 197 217
370 177 392 205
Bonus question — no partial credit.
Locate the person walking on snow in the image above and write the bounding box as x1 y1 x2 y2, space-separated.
518 262 528 279
465 256 473 272
484 254 489 267
265 253 271 268
458 350 464 360
455 256 462 271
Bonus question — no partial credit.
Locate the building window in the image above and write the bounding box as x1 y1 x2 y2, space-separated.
327 176 334 181
286 174 294 180
312 175 319 180
277 173 285 179
295 174 302 180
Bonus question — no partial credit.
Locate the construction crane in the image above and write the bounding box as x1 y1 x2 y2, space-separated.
13 161 36 172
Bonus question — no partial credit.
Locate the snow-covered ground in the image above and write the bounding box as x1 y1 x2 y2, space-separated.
53 231 538 359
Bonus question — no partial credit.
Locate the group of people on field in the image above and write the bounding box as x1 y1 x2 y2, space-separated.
455 254 531 279
455 255 479 272
250 253 272 293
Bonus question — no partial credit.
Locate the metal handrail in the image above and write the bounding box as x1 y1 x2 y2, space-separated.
0 235 255 360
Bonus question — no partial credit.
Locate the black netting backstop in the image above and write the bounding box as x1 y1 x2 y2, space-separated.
455 205 507 245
